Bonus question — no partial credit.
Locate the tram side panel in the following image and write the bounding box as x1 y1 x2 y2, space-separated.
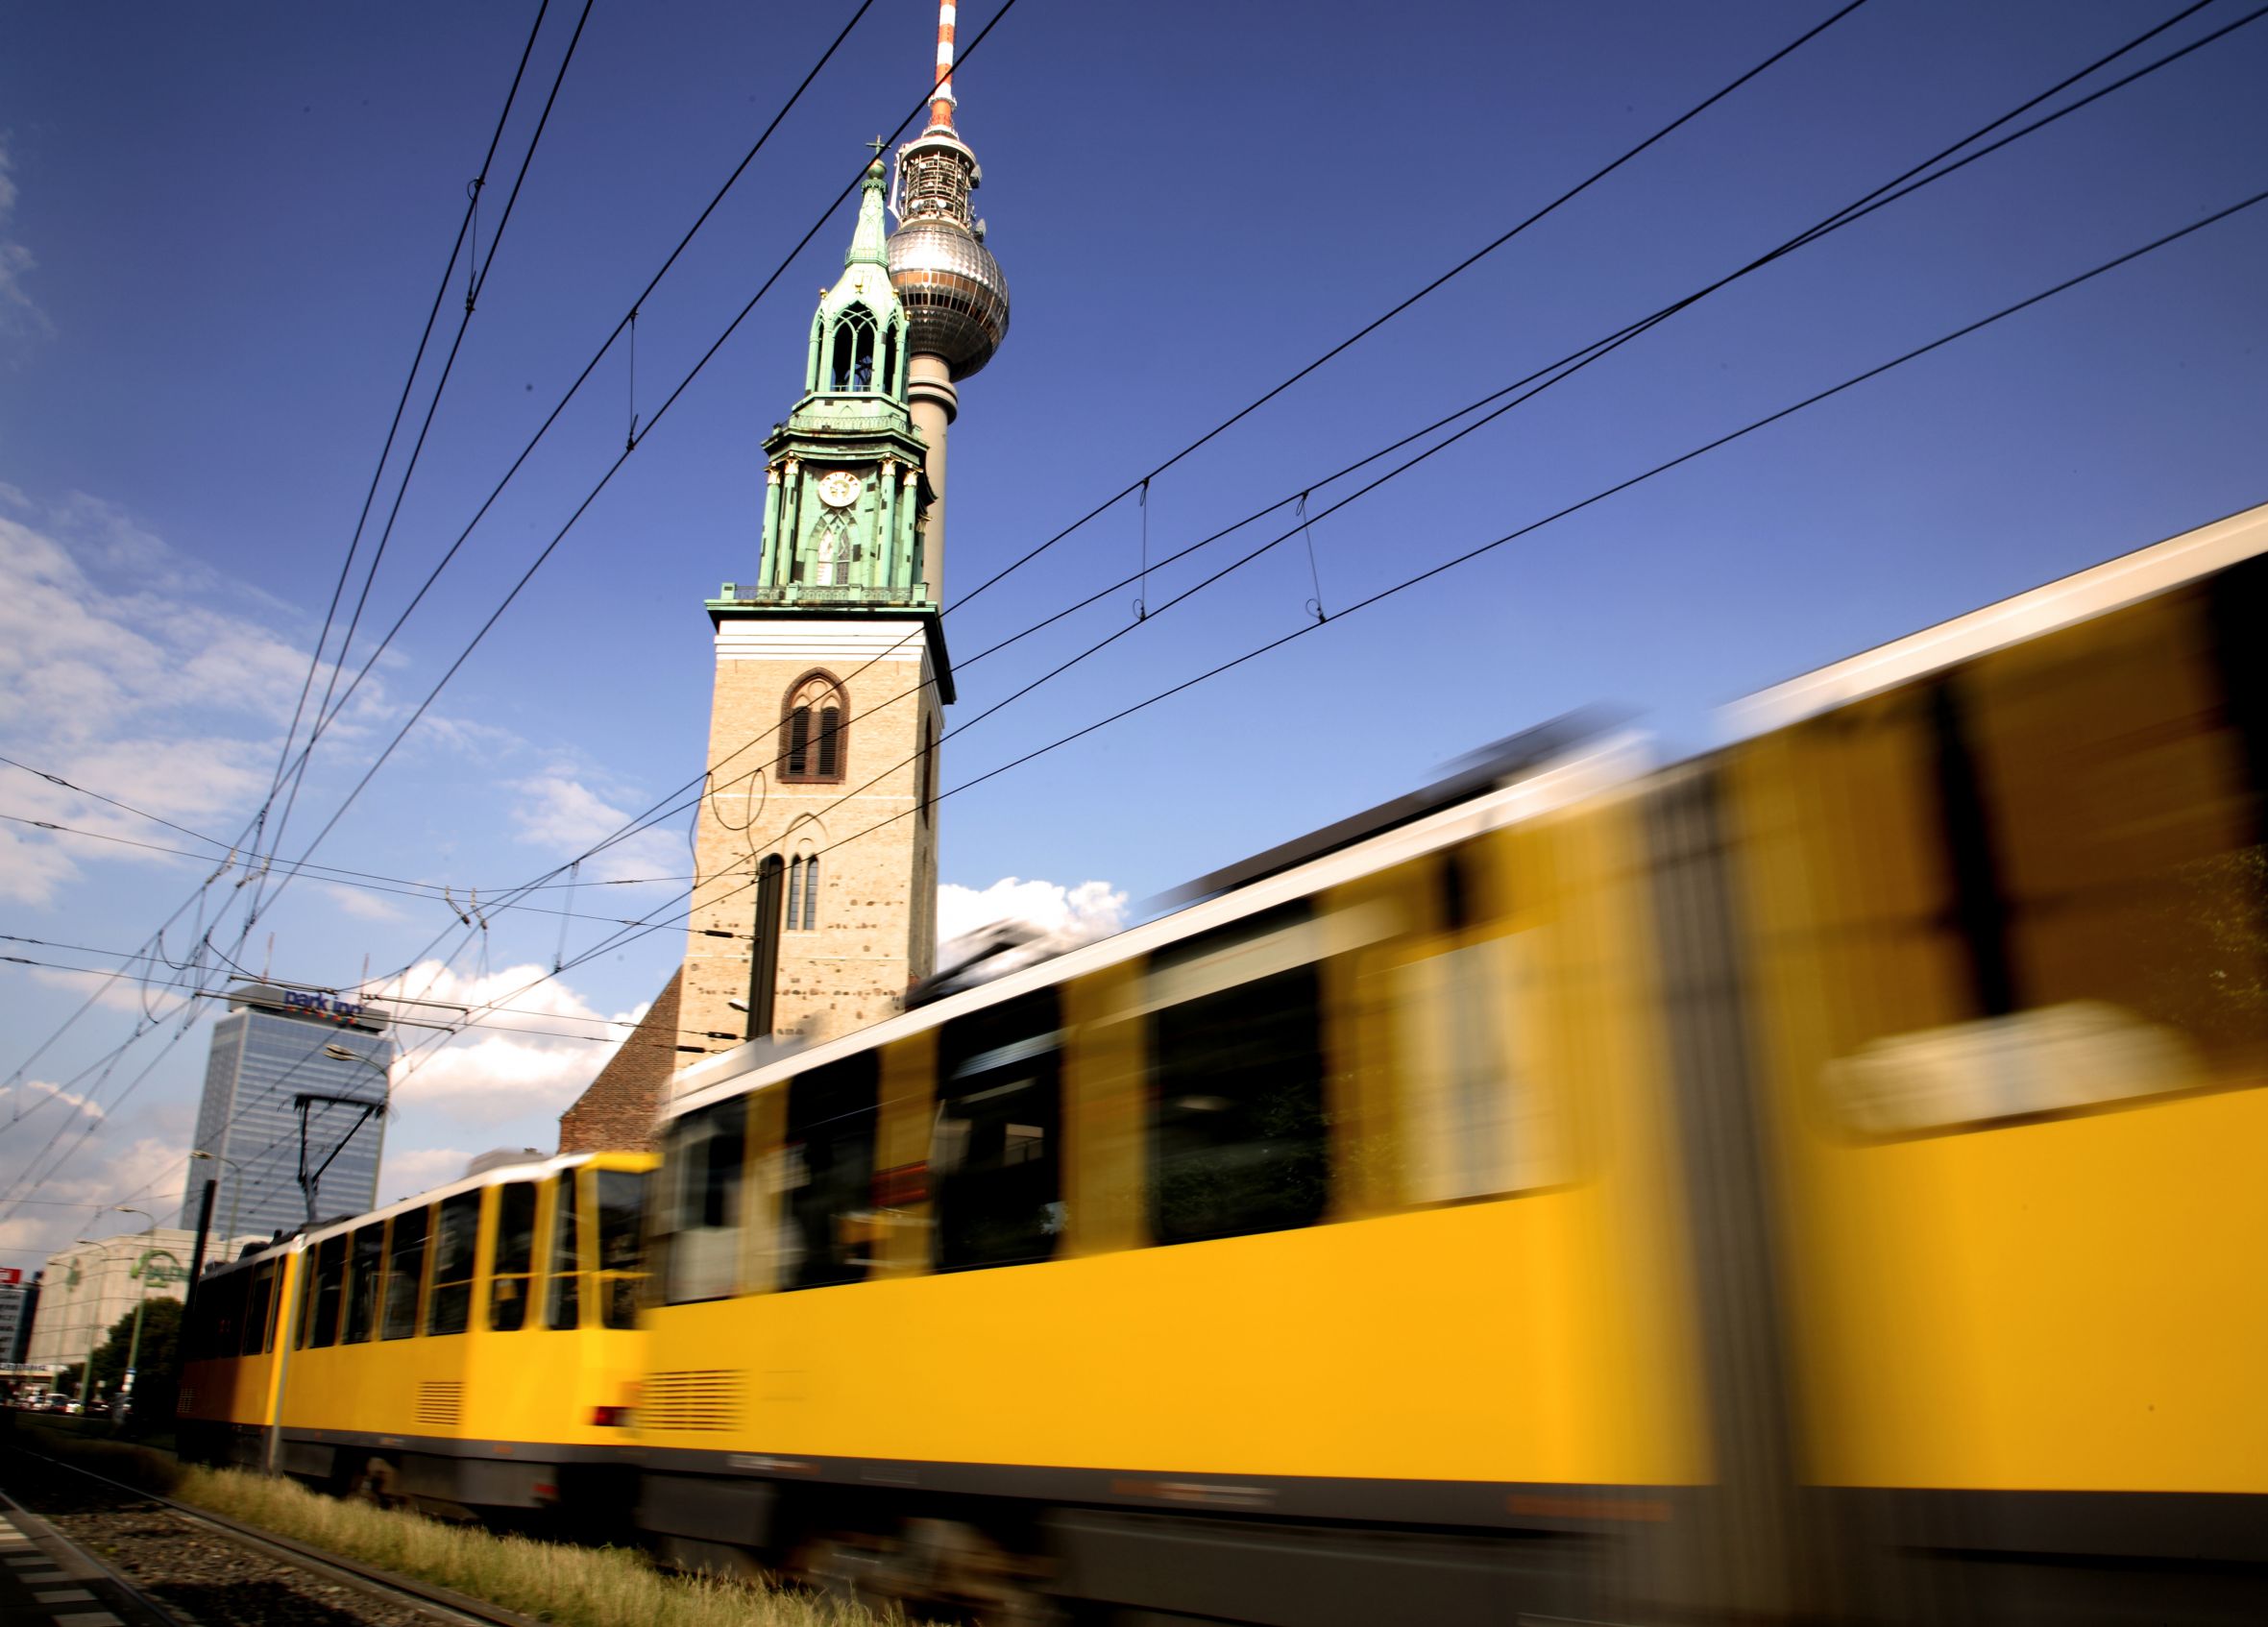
179 1245 299 1469
637 793 1718 1623
1727 568 2268 1617
273 1154 651 1513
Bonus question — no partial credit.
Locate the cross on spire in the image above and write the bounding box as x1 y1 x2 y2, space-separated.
867 134 889 160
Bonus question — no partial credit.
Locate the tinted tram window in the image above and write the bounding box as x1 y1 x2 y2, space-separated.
934 990 1064 1270
194 1269 246 1360
244 1261 278 1355
427 1190 479 1336
784 1055 879 1290
380 1208 427 1340
1149 905 1330 1244
305 1235 347 1348
490 1179 536 1331
546 1171 582 1329
342 1224 383 1343
664 1101 744 1303
595 1167 646 1329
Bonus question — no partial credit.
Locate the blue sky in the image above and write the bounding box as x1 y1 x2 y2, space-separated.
2 0 2263 1265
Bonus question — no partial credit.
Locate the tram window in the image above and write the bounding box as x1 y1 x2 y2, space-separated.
547 1171 583 1329
664 1102 744 1303
305 1235 347 1348
342 1224 383 1343
1149 906 1330 1245
595 1167 647 1328
380 1208 428 1340
490 1179 536 1331
784 1055 878 1290
244 1261 277 1356
195 1270 244 1360
934 990 1064 1270
427 1190 479 1336
1395 934 1555 1202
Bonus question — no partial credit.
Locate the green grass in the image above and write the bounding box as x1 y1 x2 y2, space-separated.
9 1421 900 1627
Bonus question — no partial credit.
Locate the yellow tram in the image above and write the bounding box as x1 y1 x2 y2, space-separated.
178 500 2268 1622
183 1149 653 1516
632 500 2268 1622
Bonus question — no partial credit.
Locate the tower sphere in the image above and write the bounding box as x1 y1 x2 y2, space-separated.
887 120 1010 380
887 218 1011 378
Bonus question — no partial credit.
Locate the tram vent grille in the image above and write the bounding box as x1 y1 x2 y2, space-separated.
415 1381 463 1428
643 1370 744 1432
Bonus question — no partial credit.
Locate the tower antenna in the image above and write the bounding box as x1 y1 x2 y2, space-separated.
928 1 958 133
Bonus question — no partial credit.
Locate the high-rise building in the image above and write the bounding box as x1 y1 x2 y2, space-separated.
179 983 394 1239
673 1 1011 1070
0 1268 37 1364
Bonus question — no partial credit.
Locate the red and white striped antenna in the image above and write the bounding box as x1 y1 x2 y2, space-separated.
927 1 959 133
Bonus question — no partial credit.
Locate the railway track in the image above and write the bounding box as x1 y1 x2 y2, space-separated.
0 1442 545 1627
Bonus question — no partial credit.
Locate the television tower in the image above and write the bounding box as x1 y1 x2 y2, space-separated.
887 0 1012 596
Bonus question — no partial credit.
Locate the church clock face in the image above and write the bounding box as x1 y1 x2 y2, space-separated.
817 469 861 509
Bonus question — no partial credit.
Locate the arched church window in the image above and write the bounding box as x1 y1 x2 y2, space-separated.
813 514 851 586
829 306 878 392
881 321 900 399
746 855 785 1039
781 671 848 785
917 715 935 826
786 854 821 933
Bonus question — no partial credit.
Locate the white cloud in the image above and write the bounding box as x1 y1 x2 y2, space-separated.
510 771 686 886
0 135 50 339
0 1088 197 1261
0 822 83 907
937 877 1128 949
376 1144 479 1205
0 1078 107 1128
364 961 648 1129
321 882 406 924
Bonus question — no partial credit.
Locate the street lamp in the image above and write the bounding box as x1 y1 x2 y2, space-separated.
118 1246 181 1423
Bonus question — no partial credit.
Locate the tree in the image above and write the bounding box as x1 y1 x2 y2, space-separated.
84 1297 183 1431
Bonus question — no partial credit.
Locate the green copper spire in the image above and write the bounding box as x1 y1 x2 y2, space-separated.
717 151 938 628
843 158 890 268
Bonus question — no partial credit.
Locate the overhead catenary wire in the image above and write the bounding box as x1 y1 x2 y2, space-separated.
232 0 904 929
390 0 1892 962
465 0 2257 964
242 0 600 935
0 4 890 1129
151 0 1830 1001
256 0 562 846
532 183 2268 1005
0 3 595 1111
2 6 2244 1213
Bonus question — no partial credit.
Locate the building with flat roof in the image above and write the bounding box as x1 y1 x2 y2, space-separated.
23 1227 261 1373
179 983 395 1239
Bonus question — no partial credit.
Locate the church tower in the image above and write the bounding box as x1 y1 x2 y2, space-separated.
676 6 1009 1064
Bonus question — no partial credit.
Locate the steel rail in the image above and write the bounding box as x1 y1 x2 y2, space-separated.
10 1445 549 1627
0 1478 185 1627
